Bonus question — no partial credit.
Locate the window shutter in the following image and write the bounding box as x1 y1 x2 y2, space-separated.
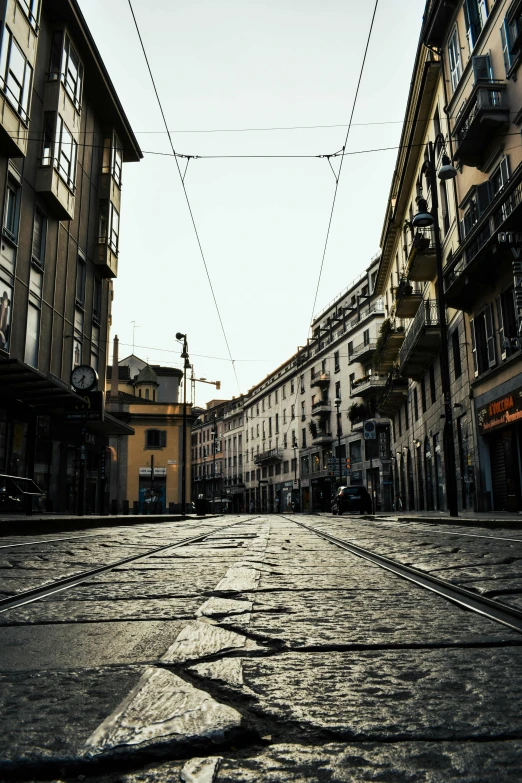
500 20 513 75
476 181 491 215
472 54 492 82
496 295 507 360
500 155 510 186
160 431 166 448
485 304 496 368
470 319 479 377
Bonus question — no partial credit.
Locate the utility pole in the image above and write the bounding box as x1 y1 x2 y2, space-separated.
176 332 190 516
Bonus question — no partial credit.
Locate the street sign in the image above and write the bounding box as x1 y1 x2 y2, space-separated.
342 469 351 477
363 420 376 440
293 480 299 489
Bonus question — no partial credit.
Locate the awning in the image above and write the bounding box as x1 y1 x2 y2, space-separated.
0 359 134 435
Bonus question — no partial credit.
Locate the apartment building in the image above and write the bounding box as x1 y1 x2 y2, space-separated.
421 0 522 511
240 255 393 514
191 398 228 508
0 0 141 513
222 395 245 512
106 347 189 512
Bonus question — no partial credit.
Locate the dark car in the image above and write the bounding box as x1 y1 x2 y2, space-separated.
331 486 372 515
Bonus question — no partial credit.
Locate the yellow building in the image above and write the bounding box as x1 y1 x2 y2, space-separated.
106 342 194 512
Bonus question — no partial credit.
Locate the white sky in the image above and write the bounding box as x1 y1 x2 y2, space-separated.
78 0 426 404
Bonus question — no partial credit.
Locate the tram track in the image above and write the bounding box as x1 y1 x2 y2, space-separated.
365 516 522 544
285 516 522 635
0 517 253 615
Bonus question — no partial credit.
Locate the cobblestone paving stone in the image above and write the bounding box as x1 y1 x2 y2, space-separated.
0 514 521 781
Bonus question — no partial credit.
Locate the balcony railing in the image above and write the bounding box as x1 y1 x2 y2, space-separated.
348 339 377 364
312 399 332 416
445 170 522 310
393 280 424 319
312 432 334 445
351 374 387 396
453 81 510 167
377 373 409 417
310 371 331 388
399 300 441 377
406 231 437 281
254 447 284 465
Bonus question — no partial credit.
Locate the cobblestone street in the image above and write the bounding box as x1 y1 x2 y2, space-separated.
1 514 521 781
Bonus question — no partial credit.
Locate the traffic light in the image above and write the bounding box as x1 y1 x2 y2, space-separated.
345 457 351 470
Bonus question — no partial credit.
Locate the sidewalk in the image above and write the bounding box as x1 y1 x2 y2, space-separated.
316 509 522 531
0 512 211 537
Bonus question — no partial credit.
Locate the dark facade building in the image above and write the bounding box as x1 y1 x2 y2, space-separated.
0 0 141 513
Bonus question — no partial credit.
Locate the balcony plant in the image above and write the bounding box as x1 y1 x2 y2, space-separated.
347 402 368 424
308 420 318 439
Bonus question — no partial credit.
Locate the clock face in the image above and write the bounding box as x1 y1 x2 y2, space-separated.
71 365 98 391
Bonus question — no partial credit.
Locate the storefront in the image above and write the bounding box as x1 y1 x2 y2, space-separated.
476 383 522 512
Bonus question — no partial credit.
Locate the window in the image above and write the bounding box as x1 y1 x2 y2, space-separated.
0 28 33 123
350 440 362 463
3 178 20 241
102 131 123 187
334 350 340 372
49 32 83 110
76 256 86 306
268 417 272 437
496 287 518 359
275 413 279 434
363 329 370 346
464 0 485 51
335 380 341 399
283 384 286 399
413 388 419 421
452 328 462 379
470 304 496 376
439 179 450 236
45 114 78 189
291 405 295 420
18 0 41 29
93 277 102 322
490 156 510 199
145 429 167 449
420 377 427 413
500 18 514 75
72 336 82 368
98 201 120 254
301 401 305 420
290 380 294 394
472 53 493 83
283 432 287 448
301 428 307 448
429 364 436 404
268 394 272 408
300 375 305 393
31 209 46 267
448 27 462 91
24 302 40 367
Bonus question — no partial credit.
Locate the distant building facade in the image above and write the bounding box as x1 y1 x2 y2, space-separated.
191 398 229 509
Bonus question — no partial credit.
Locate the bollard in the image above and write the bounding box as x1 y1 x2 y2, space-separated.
133 500 140 515
122 500 129 515
110 499 118 515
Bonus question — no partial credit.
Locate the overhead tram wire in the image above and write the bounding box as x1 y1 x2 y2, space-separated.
126 0 241 396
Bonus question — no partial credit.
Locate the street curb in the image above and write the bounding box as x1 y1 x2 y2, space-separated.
0 513 220 538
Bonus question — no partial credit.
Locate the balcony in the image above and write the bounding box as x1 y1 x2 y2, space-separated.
36 165 75 221
312 432 334 446
377 374 409 417
393 280 423 319
452 81 510 167
312 399 332 417
406 232 437 281
310 371 330 388
348 339 377 365
399 300 441 379
95 239 119 279
444 173 522 311
254 447 283 466
350 374 387 399
373 319 406 372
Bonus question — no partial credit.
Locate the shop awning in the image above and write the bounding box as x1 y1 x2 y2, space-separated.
0 359 134 436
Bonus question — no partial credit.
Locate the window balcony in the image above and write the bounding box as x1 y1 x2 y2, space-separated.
312 432 334 446
373 319 406 373
350 374 387 398
393 280 423 319
310 371 330 388
254 447 283 465
348 339 377 365
312 399 332 417
95 238 118 279
452 81 510 167
406 232 437 281
444 171 522 311
35 165 75 221
398 300 441 379
376 374 409 417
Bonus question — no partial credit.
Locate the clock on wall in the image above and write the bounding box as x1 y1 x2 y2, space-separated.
70 365 98 392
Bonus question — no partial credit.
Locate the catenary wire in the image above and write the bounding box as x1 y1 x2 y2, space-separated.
126 0 241 396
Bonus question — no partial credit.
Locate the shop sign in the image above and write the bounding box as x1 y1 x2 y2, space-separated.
378 430 388 460
283 481 293 487
351 470 362 481
477 385 522 434
167 460 177 465
139 467 167 476
300 479 309 488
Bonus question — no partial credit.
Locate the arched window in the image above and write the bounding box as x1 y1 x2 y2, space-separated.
138 389 142 397
153 389 156 401
145 388 149 399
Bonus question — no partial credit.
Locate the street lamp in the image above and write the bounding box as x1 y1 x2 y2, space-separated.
176 332 190 516
334 397 342 489
211 417 217 511
411 137 458 517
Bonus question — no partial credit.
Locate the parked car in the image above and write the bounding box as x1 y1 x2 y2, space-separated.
331 486 372 515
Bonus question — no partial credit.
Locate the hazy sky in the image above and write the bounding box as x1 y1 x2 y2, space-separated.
78 0 426 405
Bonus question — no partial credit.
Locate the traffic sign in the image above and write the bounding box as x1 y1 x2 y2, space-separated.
364 420 376 440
